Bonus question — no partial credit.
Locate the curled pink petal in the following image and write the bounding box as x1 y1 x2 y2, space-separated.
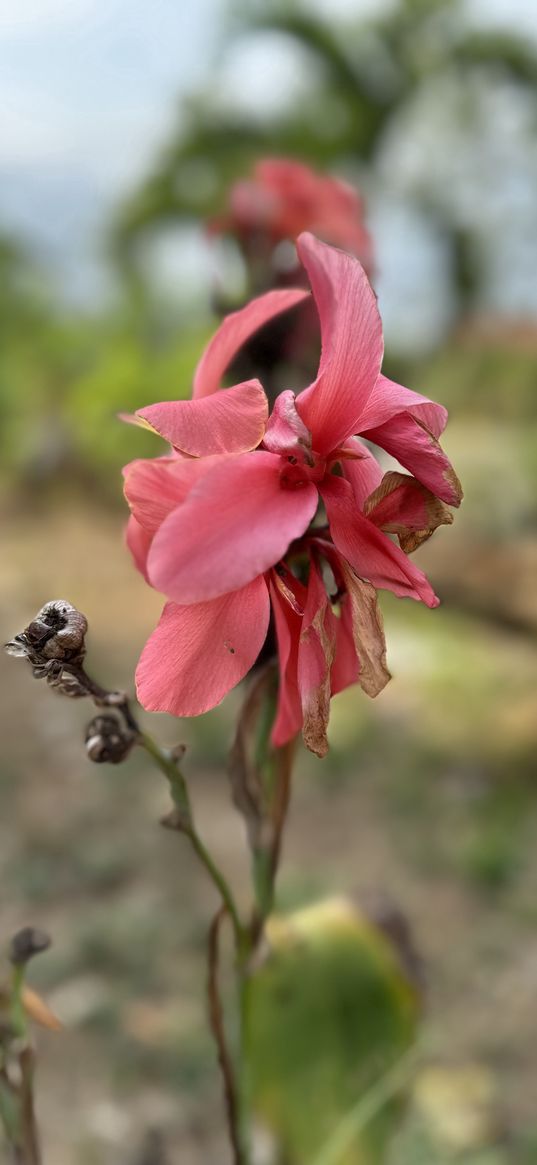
262 389 312 456
295 233 383 454
330 600 360 695
339 438 383 507
125 515 152 581
270 571 304 749
148 452 319 605
123 455 226 533
359 374 448 436
364 413 463 507
193 289 309 398
136 577 270 717
136 379 268 456
320 475 439 607
297 558 336 757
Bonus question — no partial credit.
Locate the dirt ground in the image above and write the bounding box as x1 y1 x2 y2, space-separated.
1 490 537 1164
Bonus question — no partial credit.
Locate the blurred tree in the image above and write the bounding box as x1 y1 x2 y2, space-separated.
112 0 537 319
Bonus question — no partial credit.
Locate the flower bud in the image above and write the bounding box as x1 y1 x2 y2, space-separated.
85 714 135 764
9 927 51 967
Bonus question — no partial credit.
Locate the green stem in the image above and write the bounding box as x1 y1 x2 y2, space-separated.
137 732 247 953
8 968 26 1040
137 731 192 821
188 831 247 954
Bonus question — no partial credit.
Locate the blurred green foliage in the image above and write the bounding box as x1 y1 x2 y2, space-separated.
0 234 215 497
248 898 419 1165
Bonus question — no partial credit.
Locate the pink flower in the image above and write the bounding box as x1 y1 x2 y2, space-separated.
124 233 461 754
210 157 373 275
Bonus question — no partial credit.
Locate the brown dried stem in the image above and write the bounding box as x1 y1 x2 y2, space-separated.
207 907 245 1165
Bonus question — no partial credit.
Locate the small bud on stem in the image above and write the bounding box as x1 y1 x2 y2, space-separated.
85 714 135 764
9 929 51 969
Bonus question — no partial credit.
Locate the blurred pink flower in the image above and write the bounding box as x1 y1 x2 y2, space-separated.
124 233 460 754
210 157 373 274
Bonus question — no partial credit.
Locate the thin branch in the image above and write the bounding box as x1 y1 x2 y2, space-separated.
207 907 244 1165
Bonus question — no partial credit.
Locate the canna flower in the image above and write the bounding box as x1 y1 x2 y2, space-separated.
210 157 373 275
124 233 460 755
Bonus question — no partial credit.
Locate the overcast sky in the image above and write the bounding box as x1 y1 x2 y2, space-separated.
1 0 536 337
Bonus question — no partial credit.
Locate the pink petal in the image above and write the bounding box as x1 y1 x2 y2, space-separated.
123 455 225 533
136 379 268 456
270 571 304 749
294 233 383 454
125 516 152 581
358 374 448 436
136 577 270 717
320 475 439 607
363 413 463 507
330 600 360 695
148 451 319 605
263 389 312 456
339 437 383 507
193 288 310 399
297 558 336 757
307 539 358 697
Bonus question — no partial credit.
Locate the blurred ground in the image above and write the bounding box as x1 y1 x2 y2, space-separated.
1 363 537 1163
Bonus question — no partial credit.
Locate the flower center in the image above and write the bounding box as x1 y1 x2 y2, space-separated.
279 450 326 490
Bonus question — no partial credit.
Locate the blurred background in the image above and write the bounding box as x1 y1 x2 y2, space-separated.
1 0 537 1161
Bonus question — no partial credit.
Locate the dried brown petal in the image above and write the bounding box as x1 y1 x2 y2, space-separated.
338 561 391 698
300 596 335 759
364 471 453 553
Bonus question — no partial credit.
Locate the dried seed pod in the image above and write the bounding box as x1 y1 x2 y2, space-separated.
26 600 87 660
85 714 135 764
5 600 87 670
5 600 90 697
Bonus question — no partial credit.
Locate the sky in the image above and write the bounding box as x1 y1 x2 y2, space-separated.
0 0 223 299
1 0 536 336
